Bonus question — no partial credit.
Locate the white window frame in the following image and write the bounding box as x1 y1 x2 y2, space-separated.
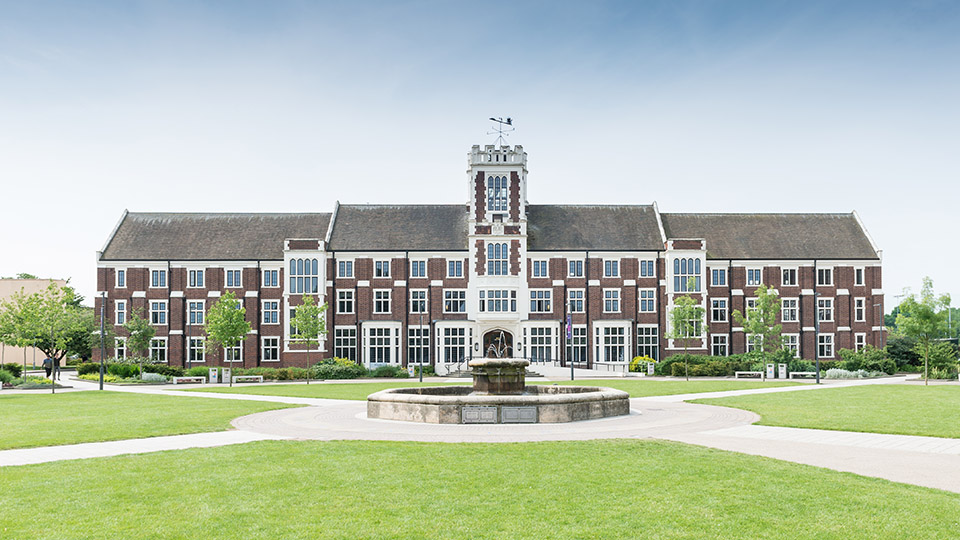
440 326 468 365
407 326 430 365
526 326 555 361
855 333 866 352
374 260 391 278
188 300 205 325
854 297 866 322
150 269 167 288
364 324 400 366
486 242 508 276
225 269 243 288
711 334 728 357
262 269 279 288
568 260 584 278
261 300 279 325
673 257 702 292
594 323 630 363
225 343 242 363
479 289 517 313
640 259 656 278
602 288 620 313
818 297 834 322
567 289 584 313
567 325 588 364
261 337 280 362
334 326 358 361
114 337 126 360
636 325 659 361
781 298 798 323
188 337 205 363
150 300 167 326
818 333 834 358
115 269 126 288
115 300 126 326
817 267 833 286
188 269 205 288
711 268 726 287
781 267 798 287
711 299 727 322
410 289 427 314
529 289 552 313
338 260 354 278
447 259 463 278
638 288 656 313
150 337 167 363
783 334 800 358
374 289 391 314
443 289 466 313
337 290 355 314
603 259 619 278
410 260 427 279
854 267 865 287
746 267 763 287
532 259 549 278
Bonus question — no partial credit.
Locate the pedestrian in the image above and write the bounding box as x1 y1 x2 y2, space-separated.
53 357 61 380
42 357 52 378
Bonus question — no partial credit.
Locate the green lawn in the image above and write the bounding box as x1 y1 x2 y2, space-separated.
183 379 799 400
0 391 298 450
695 385 960 438
1 439 957 539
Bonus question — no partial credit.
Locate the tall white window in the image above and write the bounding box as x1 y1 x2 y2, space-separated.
818 334 834 358
855 333 866 352
151 269 167 288
374 290 391 314
116 269 126 288
781 299 798 322
261 337 279 361
568 289 584 313
289 258 319 294
479 290 516 312
115 300 126 325
337 290 354 314
568 260 583 277
262 301 279 324
746 268 762 286
443 290 466 313
487 175 508 211
367 327 396 365
597 326 627 363
673 258 701 292
639 289 656 313
225 344 242 363
711 334 728 357
114 337 126 360
410 290 427 313
407 327 430 364
603 289 620 313
487 243 508 275
334 327 357 361
189 269 204 288
783 334 799 358
374 260 391 278
150 338 167 363
447 260 463 278
855 267 865 287
226 269 242 288
711 268 726 286
637 326 659 360
603 260 619 277
442 327 467 364
188 300 204 325
782 268 797 286
854 298 866 322
528 327 553 361
338 260 353 278
818 298 834 322
532 260 548 278
262 269 279 287
410 260 426 278
188 337 205 363
150 301 167 325
817 268 833 286
711 299 727 322
530 290 552 313
567 326 587 364
640 260 655 278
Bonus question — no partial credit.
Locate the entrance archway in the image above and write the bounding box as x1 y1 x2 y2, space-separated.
482 329 514 359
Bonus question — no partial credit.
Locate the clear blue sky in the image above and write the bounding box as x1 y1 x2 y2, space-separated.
1 1 958 308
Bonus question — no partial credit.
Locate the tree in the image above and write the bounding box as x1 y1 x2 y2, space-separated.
895 277 950 385
123 308 155 379
667 278 705 381
204 291 251 387
0 290 40 371
289 295 327 384
732 284 783 378
0 282 90 365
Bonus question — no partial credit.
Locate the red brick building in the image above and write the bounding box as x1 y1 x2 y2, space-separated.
94 144 884 373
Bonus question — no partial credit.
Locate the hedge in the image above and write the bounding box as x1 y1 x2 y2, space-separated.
1 363 23 378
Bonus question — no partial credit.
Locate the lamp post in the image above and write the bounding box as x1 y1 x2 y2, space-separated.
418 310 423 383
814 292 821 384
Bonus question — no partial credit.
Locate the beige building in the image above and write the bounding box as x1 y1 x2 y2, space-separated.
0 278 68 368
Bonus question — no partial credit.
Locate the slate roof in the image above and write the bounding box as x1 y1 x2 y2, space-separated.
527 205 663 251
660 213 879 260
100 212 331 260
327 205 468 251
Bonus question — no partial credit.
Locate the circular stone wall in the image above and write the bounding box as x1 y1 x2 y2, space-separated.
367 385 630 424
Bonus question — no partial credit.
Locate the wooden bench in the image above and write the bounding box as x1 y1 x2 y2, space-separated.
734 371 764 379
232 375 263 384
172 376 206 385
789 371 817 379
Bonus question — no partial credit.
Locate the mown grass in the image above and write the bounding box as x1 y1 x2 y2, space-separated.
1 439 957 539
695 385 960 438
0 391 298 450
184 379 799 400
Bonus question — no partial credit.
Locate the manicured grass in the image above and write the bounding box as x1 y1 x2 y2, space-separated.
0 391 298 450
1 439 957 539
184 378 799 400
695 385 960 438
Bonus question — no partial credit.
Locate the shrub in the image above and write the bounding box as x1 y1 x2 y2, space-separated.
414 365 436 377
108 363 140 379
787 359 815 373
76 363 101 376
929 366 959 380
143 364 184 377
141 372 168 382
630 356 654 373
839 346 895 375
17 376 55 388
78 373 121 383
369 365 410 378
287 367 310 380
313 358 367 380
65 358 84 366
186 366 211 377
236 367 280 380
1 363 23 378
824 368 877 379
0 369 13 384
886 336 920 366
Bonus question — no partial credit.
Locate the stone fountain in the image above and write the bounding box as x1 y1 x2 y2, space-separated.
367 353 630 424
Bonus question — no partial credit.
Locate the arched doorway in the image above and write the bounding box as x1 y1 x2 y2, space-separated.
482 329 514 358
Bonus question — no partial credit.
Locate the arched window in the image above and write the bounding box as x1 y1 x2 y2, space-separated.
288 258 319 294
487 242 508 275
673 257 701 292
487 175 508 212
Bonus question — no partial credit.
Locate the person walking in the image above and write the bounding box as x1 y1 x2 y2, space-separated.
53 357 61 380
42 357 52 378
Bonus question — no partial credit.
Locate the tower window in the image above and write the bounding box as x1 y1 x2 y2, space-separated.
487 175 508 212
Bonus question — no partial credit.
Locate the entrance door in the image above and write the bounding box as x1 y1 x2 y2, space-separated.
482 330 514 358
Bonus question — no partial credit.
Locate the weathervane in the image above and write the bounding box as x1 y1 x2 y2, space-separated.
487 117 514 148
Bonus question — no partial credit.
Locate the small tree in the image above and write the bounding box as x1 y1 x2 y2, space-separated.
123 308 155 379
667 278 705 381
1 283 89 367
289 295 327 384
896 277 951 385
0 290 40 371
204 291 251 387
732 284 783 378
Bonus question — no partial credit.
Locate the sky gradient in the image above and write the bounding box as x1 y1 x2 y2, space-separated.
1 1 958 309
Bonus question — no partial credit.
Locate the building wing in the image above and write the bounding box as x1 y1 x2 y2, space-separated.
328 204 468 251
527 205 663 251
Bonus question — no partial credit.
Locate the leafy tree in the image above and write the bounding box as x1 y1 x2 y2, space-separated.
0 290 40 371
895 277 951 385
885 335 920 367
0 282 89 366
123 308 155 379
732 285 783 378
667 278 705 381
289 295 327 384
884 305 900 330
16 273 38 280
204 291 251 386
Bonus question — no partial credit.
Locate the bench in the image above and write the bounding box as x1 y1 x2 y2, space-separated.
232 375 263 384
172 376 206 385
734 371 764 379
789 371 817 379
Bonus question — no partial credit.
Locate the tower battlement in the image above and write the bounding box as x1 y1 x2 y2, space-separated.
469 145 526 167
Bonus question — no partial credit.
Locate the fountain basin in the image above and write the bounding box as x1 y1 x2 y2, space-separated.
367 385 631 424
468 357 529 395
